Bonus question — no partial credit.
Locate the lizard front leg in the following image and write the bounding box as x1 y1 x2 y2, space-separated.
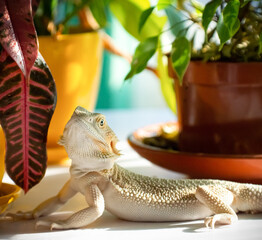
36 184 105 230
195 185 238 228
8 180 76 220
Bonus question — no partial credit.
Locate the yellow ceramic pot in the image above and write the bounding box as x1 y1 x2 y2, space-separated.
39 32 103 163
0 183 20 214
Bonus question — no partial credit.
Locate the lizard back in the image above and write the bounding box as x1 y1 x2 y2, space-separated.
101 164 236 221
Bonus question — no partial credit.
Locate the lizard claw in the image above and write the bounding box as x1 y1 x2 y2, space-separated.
204 216 216 229
36 220 66 230
36 220 54 230
204 214 238 229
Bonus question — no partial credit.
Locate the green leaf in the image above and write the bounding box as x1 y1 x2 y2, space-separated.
157 0 173 10
217 0 240 49
217 15 229 48
125 36 159 80
42 0 58 19
259 33 262 55
165 6 187 37
89 0 107 27
190 0 204 13
139 7 155 33
222 0 240 33
157 44 176 114
202 0 222 34
171 37 191 83
110 0 166 41
217 14 240 49
241 0 251 7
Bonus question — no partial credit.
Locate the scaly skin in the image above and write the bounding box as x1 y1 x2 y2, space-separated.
8 106 262 229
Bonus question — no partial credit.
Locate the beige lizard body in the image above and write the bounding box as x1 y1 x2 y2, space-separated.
10 106 262 229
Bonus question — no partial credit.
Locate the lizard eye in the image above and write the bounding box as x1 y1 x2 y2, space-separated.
99 118 105 127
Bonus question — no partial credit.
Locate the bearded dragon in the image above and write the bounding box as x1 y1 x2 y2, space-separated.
9 106 262 230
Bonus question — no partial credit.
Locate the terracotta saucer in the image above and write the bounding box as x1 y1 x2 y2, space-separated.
127 122 262 184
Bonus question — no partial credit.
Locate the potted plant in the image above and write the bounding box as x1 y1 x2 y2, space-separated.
0 0 57 193
0 0 167 196
125 0 262 155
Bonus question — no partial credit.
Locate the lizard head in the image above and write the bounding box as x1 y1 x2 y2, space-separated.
58 106 120 171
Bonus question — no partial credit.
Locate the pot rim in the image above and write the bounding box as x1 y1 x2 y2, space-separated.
169 60 262 85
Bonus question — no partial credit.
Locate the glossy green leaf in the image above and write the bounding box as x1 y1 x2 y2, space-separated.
89 0 107 27
165 6 187 37
139 7 155 33
217 14 240 49
125 36 159 80
157 0 173 10
202 0 222 34
110 0 166 41
223 0 240 33
190 0 204 13
217 0 240 50
157 45 176 114
171 37 191 83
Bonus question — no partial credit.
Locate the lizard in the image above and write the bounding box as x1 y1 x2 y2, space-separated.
8 106 262 230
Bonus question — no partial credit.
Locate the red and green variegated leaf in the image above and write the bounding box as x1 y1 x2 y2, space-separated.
0 0 38 79
0 46 57 193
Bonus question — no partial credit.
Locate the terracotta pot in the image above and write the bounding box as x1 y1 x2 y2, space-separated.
39 32 103 163
168 61 262 154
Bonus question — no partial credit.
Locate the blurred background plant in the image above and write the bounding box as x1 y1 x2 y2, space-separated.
35 0 262 113
126 0 262 84
34 0 106 34
33 0 172 111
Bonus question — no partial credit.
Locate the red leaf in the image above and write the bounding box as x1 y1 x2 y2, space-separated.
0 0 38 79
0 47 57 192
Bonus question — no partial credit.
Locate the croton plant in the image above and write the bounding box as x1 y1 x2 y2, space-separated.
0 0 57 192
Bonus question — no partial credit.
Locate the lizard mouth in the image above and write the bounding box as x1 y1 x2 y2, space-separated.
110 140 120 156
